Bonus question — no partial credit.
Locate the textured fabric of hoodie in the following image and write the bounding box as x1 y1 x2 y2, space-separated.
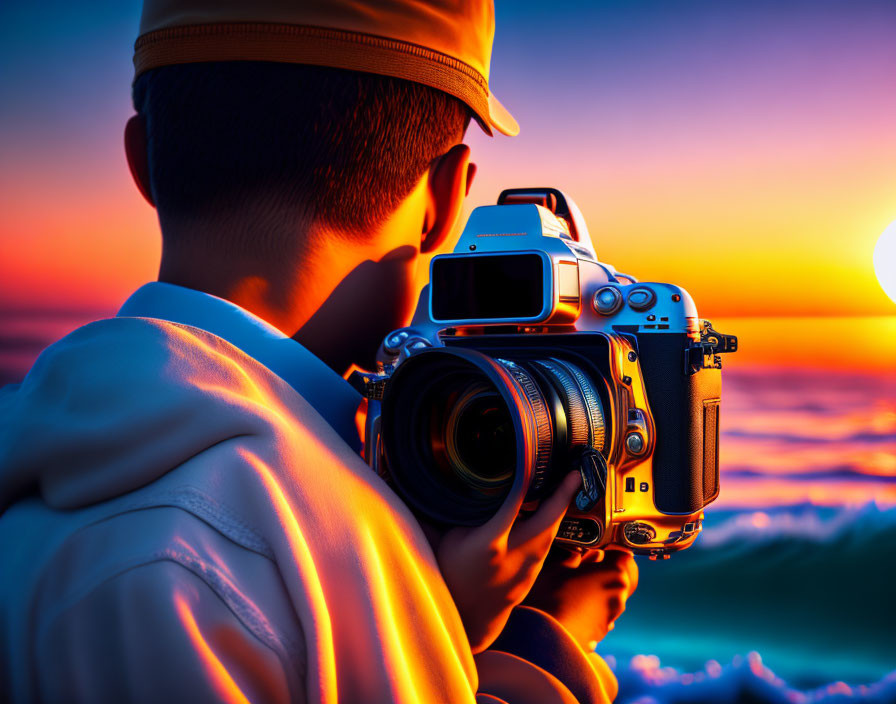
0 315 615 703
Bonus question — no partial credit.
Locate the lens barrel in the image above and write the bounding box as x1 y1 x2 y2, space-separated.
381 347 607 526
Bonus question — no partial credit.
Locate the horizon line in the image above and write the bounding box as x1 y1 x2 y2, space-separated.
0 304 893 321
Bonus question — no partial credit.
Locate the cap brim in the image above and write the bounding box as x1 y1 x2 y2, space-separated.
134 22 521 137
486 92 519 137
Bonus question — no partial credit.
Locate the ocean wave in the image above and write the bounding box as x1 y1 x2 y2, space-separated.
610 652 896 704
699 502 896 547
597 503 896 689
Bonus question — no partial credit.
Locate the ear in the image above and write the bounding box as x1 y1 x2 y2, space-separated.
421 144 476 254
124 114 155 207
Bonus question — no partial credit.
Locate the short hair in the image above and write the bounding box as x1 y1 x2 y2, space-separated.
132 62 471 245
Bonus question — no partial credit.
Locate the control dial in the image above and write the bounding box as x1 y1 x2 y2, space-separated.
627 287 657 311
593 286 624 315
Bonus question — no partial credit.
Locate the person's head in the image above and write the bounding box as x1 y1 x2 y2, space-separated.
128 61 471 252
125 61 476 370
124 0 517 372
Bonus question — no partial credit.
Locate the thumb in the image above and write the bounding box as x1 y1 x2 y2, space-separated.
478 463 531 544
511 471 581 548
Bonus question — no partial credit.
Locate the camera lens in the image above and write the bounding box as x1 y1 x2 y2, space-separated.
381 347 607 526
445 386 515 492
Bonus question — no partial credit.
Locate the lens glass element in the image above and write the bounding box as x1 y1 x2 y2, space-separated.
445 386 515 492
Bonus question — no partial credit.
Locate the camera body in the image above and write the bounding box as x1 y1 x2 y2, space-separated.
353 188 736 558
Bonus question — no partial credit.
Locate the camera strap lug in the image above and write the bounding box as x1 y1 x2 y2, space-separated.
685 321 738 375
348 371 389 400
702 321 738 354
571 448 608 512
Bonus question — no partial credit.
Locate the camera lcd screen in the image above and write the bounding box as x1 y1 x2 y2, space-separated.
431 253 546 321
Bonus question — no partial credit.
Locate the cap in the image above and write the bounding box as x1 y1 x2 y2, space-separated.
134 0 519 136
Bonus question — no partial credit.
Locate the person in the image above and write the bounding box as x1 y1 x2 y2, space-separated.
0 1 637 702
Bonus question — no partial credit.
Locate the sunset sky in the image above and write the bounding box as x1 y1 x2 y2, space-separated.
2 7 895 688
2 0 895 321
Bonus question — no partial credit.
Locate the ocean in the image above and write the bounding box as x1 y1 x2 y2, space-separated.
2 311 895 703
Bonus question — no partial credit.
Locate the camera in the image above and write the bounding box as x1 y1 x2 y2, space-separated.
351 188 737 558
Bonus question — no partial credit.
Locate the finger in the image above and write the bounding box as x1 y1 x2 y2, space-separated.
477 465 533 543
510 471 581 547
606 546 633 557
580 549 605 565
602 549 639 592
546 542 584 566
623 552 639 593
555 548 584 569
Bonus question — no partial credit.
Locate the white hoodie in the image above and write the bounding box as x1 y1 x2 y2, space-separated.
0 292 616 703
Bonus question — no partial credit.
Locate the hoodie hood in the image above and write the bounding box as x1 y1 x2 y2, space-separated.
0 317 300 512
0 315 491 704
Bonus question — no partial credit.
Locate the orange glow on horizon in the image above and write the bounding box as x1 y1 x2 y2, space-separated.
710 316 896 372
458 132 896 320
0 165 160 310
4 111 896 318
4 1 896 325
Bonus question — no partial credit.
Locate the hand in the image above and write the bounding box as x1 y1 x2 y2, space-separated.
523 547 638 650
435 471 583 653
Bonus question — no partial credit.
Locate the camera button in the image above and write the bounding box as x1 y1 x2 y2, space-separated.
627 287 657 311
623 521 656 545
625 432 646 454
593 286 623 315
384 330 410 353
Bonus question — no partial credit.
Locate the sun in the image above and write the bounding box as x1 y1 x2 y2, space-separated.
873 221 896 306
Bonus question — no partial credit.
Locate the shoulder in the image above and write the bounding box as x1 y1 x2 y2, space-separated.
35 556 305 703
24 504 307 702
33 505 305 664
